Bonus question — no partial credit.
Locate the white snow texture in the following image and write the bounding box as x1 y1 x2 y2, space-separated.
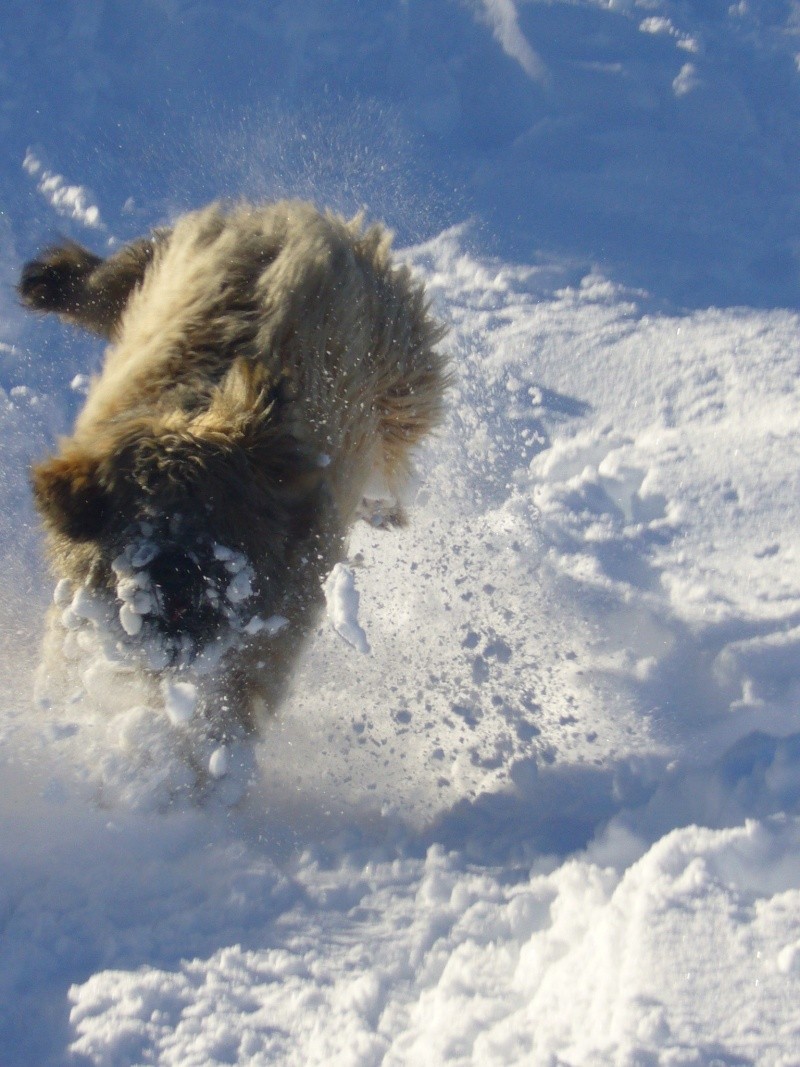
2 2 800 1065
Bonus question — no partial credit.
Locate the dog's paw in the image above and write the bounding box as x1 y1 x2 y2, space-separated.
18 242 102 312
357 497 408 529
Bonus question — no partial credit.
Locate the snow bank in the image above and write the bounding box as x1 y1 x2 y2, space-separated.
67 818 800 1066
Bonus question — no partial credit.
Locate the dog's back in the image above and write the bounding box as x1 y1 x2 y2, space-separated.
77 201 448 524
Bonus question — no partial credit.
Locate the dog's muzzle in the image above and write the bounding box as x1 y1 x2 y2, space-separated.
113 533 258 663
147 545 219 641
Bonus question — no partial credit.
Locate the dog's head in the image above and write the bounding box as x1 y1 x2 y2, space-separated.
32 361 332 662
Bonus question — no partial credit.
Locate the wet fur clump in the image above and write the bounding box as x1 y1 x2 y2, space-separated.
21 200 449 733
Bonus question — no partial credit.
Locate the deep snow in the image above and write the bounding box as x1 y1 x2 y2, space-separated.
2 1 800 1064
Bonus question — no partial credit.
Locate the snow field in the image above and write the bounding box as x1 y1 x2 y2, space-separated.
2 1 800 1061
3 228 799 1063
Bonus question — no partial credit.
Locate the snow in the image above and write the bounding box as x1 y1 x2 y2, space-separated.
23 149 103 231
243 615 289 637
2 1 800 1064
208 744 230 779
118 601 143 636
162 680 198 726
324 563 371 655
128 542 159 569
478 0 549 85
226 567 254 605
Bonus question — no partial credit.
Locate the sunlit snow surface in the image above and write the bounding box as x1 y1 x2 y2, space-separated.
2 1 800 1064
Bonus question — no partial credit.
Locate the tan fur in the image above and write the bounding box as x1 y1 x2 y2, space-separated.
21 200 449 732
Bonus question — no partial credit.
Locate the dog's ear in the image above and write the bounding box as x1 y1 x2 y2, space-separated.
199 358 292 439
198 359 324 489
30 451 111 541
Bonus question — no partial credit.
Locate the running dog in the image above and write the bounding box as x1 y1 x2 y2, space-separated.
20 200 448 733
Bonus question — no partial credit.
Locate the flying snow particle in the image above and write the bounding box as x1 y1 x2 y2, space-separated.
479 0 548 85
208 745 230 778
70 374 91 395
227 568 254 603
324 563 370 654
243 614 288 636
130 542 159 568
23 149 104 229
673 62 700 97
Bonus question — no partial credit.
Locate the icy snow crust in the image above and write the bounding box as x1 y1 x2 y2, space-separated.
2 1 800 1064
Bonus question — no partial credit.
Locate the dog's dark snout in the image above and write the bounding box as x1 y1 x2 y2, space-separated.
148 546 215 639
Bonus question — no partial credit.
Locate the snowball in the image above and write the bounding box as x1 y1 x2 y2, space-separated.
144 643 171 672
53 578 73 606
70 586 106 623
116 577 138 602
324 563 370 654
61 607 82 631
119 602 143 636
162 680 198 725
130 542 159 568
130 590 154 615
76 629 98 654
111 553 135 579
673 62 699 97
226 569 253 603
208 745 229 778
244 614 288 636
80 660 145 715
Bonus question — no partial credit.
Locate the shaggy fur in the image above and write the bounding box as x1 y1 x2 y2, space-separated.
21 200 448 732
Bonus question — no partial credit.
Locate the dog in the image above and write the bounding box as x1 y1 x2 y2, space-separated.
20 200 448 736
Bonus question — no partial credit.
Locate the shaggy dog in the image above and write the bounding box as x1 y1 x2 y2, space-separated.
20 201 448 736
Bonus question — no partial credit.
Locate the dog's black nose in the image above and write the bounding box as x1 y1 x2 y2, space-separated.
147 546 217 642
